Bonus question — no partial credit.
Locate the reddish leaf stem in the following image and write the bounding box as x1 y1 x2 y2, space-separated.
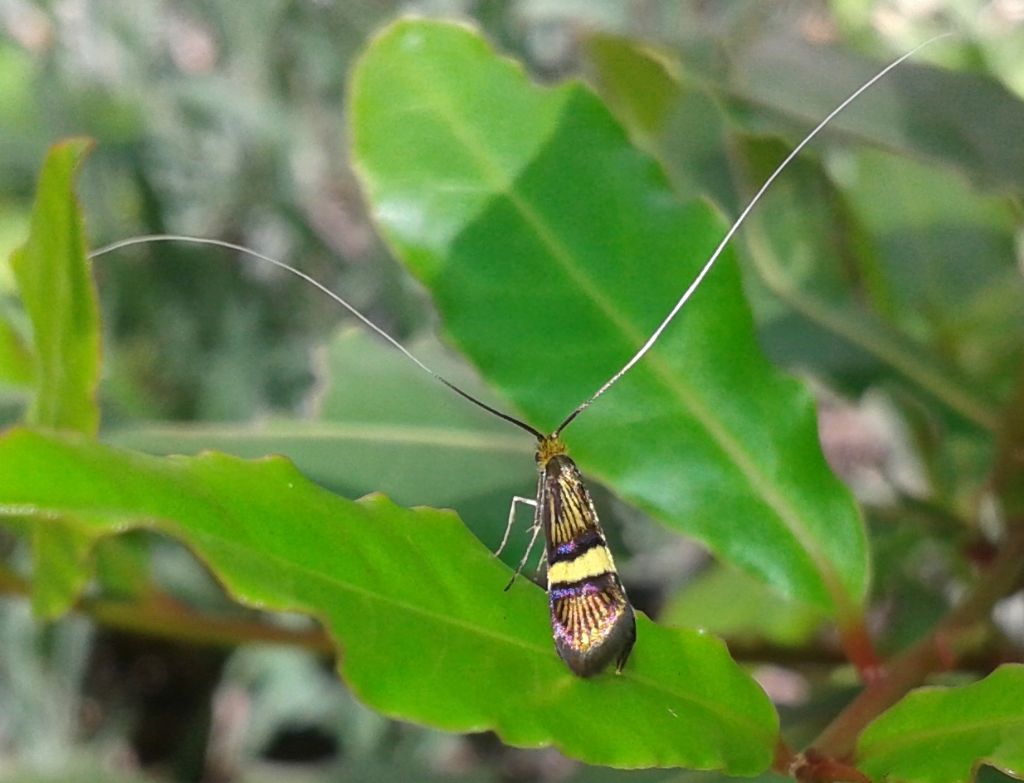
811 517 1024 760
837 618 883 685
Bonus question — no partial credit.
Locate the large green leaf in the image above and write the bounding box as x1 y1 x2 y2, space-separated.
0 427 778 772
350 20 868 620
857 665 1024 783
9 138 99 435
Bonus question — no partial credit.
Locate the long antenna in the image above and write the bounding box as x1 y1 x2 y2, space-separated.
553 32 953 439
88 235 545 440
91 35 949 445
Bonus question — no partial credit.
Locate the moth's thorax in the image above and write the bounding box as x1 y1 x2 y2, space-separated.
535 434 568 468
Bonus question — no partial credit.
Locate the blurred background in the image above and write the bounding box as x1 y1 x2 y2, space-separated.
0 1 1022 781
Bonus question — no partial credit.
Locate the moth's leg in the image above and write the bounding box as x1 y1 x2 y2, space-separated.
535 536 548 572
494 496 537 558
504 518 544 591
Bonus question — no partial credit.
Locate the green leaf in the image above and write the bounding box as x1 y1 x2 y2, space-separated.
93 531 151 601
838 149 1022 400
584 38 1009 432
8 139 121 617
109 328 534 541
662 564 823 648
0 313 33 387
29 523 93 619
580 34 739 212
581 35 683 147
0 427 778 772
704 32 1024 197
350 19 868 619
735 138 1003 432
9 138 100 435
857 665 1024 783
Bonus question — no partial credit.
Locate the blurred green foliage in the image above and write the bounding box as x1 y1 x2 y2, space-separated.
0 1 1022 782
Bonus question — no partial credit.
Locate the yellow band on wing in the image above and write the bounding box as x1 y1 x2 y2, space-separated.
547 544 616 586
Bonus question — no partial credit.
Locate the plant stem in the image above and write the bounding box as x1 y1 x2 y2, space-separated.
726 638 1015 673
837 618 882 684
810 517 1024 759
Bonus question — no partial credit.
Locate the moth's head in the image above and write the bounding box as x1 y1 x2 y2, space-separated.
535 434 568 467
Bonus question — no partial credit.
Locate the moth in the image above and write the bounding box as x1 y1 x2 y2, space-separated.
493 430 635 677
533 435 636 676
441 381 637 676
91 35 944 678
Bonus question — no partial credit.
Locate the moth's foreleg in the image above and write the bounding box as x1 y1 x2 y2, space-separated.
495 495 537 557
500 495 542 591
504 519 543 591
534 537 547 572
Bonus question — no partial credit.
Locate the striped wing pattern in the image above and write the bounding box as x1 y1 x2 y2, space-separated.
540 452 636 677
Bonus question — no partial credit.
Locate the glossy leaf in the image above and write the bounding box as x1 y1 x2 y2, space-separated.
858 665 1024 783
9 138 100 435
350 20 868 619
0 427 778 772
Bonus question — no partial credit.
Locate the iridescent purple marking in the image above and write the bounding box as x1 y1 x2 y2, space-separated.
549 582 599 600
555 540 577 556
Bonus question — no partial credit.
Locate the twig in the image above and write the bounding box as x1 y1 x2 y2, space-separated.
810 518 1024 759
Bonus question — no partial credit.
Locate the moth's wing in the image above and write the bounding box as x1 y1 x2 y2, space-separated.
541 455 636 677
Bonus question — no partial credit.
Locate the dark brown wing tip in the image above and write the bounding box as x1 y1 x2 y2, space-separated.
614 622 637 674
557 605 637 678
